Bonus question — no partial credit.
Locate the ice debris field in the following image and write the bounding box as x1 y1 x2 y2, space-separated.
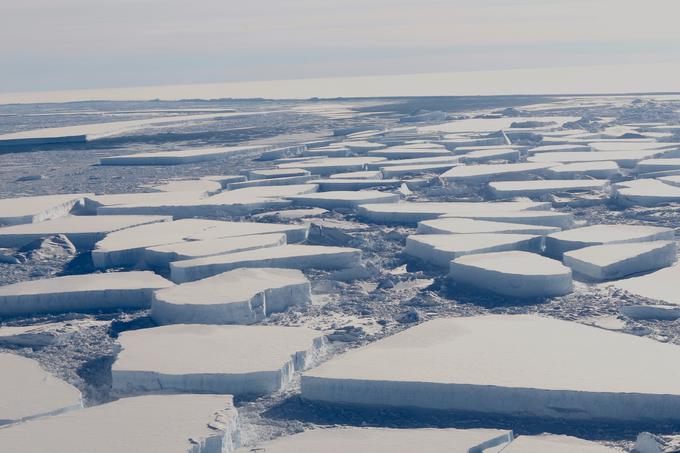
3 95 680 451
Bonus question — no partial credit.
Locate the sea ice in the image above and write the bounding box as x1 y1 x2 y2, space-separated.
226 174 313 189
613 264 680 316
636 158 680 173
310 178 401 191
449 251 573 297
0 271 173 316
151 267 310 325
440 163 554 184
278 157 387 175
614 179 680 206
145 179 223 194
545 161 620 179
502 434 620 452
288 190 400 209
0 194 90 226
417 217 560 235
100 145 271 165
528 150 671 168
170 244 362 283
563 241 677 281
405 233 542 267
489 179 609 199
248 168 311 180
302 315 680 421
459 148 520 163
0 353 82 425
328 170 383 179
528 144 592 154
112 324 324 396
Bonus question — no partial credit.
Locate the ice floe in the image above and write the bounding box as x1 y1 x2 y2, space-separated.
288 190 399 209
279 157 387 175
440 163 554 184
489 179 609 199
502 434 620 452
545 161 620 179
0 194 90 226
101 145 271 165
417 217 560 235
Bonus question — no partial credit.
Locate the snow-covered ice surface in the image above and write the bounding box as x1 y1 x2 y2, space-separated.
5 95 680 451
502 434 621 452
0 193 91 225
112 324 325 396
0 394 240 453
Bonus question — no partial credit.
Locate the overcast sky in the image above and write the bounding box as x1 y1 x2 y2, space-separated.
2 0 680 93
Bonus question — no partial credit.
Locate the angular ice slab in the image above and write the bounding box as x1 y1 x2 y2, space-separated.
329 170 383 179
545 161 620 179
144 233 287 268
288 190 399 209
489 179 609 199
0 271 173 316
614 179 680 206
0 353 82 425
357 201 551 225
112 324 324 396
83 191 207 214
459 148 520 163
145 178 223 194
544 224 674 257
381 163 460 178
502 435 619 453
170 244 362 283
613 264 680 309
405 233 541 267
528 150 670 168
528 144 592 154
636 158 680 173
248 168 311 180
0 194 90 226
343 141 387 153
311 179 401 191
0 215 170 249
302 315 680 421
100 145 269 165
417 218 560 236
234 427 513 453
367 147 453 160
440 210 574 228
279 157 387 175
440 163 553 184
151 268 310 325
93 218 308 268
449 251 573 297
366 155 459 170
0 394 239 453
563 241 677 281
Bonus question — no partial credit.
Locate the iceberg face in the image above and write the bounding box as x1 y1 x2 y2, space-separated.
0 395 239 453
150 267 311 325
0 271 173 316
112 324 325 396
0 353 82 425
302 315 680 421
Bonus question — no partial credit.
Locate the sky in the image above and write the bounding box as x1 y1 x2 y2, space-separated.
1 0 680 96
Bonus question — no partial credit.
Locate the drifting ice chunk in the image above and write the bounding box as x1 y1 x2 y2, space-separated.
367 147 453 160
201 174 246 188
226 174 313 190
329 170 383 179
459 148 520 163
366 156 458 170
417 218 559 235
311 178 401 191
145 179 222 194
528 144 592 154
614 179 680 206
546 161 620 179
0 320 106 347
440 163 553 184
613 264 680 318
405 233 541 267
0 215 170 249
151 267 310 325
93 219 309 268
381 163 459 177
563 241 677 281
449 251 573 297
288 190 399 209
303 146 350 158
441 210 573 228
279 157 387 175
489 179 609 199
343 141 387 153
112 324 324 396
83 191 206 214
0 394 239 453
544 224 674 257
0 271 173 316
100 145 269 165
170 244 362 283
0 194 90 226
248 168 311 180
144 233 286 268
0 353 82 425
590 141 680 152
301 314 680 421
636 158 680 174
502 435 620 453
357 201 551 224
234 427 513 453
528 150 670 168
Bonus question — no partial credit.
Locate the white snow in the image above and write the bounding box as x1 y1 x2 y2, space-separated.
419 117 578 134
440 210 574 228
234 427 513 453
343 141 387 152
170 244 362 283
459 148 520 163
145 179 223 194
278 157 387 175
636 158 680 173
83 191 207 214
614 179 680 206
150 267 310 325
367 147 453 160
449 251 574 297
93 219 309 268
0 271 173 316
0 394 239 453
489 179 609 198
545 161 620 179
201 174 246 188
0 215 170 249
288 190 400 209
144 233 287 268
528 144 592 154
357 201 551 224
440 163 554 184
366 156 459 170
0 194 90 226
0 353 82 425
405 233 542 267
528 150 671 168
311 179 401 191
612 264 680 309
563 241 677 281
328 170 383 179
381 162 460 177
248 168 311 180
226 174 313 190
502 435 620 453
589 141 680 152
544 224 674 257
302 314 680 420
112 324 325 396
100 145 270 165
417 217 560 236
